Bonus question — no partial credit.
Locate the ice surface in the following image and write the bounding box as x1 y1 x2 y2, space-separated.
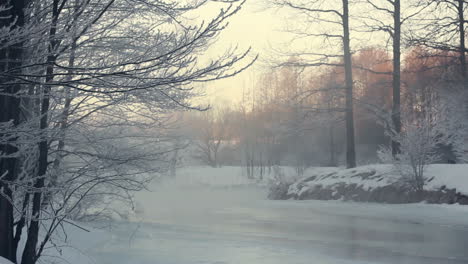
48 166 468 264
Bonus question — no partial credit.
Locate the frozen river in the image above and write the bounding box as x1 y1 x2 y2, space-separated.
87 178 468 264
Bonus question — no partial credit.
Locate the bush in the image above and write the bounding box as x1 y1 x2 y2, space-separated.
267 166 292 199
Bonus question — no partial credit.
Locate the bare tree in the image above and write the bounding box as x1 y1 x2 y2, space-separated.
0 0 255 263
0 0 28 261
271 0 357 168
407 0 468 80
360 0 434 156
392 0 402 156
191 109 229 168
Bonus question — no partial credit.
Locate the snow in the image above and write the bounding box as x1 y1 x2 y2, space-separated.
15 221 111 264
288 164 468 197
0 257 13 264
425 164 468 194
44 223 110 263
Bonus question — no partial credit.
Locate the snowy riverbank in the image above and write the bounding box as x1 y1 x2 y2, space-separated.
270 164 468 204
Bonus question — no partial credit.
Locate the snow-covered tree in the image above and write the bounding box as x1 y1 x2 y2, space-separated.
378 87 468 192
0 0 254 263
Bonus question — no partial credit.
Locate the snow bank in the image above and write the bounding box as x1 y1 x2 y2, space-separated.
288 165 394 197
284 164 468 204
0 257 13 264
288 165 394 196
425 164 468 194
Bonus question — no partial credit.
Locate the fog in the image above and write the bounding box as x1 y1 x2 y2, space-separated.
133 170 267 226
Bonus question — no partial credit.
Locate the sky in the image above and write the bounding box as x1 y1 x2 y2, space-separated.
197 0 291 107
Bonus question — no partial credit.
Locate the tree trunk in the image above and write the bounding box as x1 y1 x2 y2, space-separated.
170 146 178 177
21 66 52 264
45 27 77 207
457 0 468 127
458 0 467 80
329 124 336 166
13 193 30 260
0 0 25 262
22 0 59 263
342 0 356 168
391 0 401 156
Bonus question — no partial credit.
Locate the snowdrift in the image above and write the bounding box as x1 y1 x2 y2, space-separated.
0 257 13 264
271 164 468 204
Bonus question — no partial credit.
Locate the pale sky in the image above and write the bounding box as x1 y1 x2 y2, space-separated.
199 0 291 107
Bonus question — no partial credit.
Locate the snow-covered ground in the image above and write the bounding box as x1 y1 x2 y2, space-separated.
288 164 468 198
0 257 13 264
45 166 468 264
426 164 468 194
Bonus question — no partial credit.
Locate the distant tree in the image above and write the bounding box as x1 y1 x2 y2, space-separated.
271 0 357 168
362 0 430 155
402 47 465 162
191 108 231 168
353 48 392 148
408 0 468 82
361 0 403 154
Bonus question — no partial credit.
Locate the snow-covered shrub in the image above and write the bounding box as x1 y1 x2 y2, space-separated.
440 89 468 162
378 121 444 191
267 166 292 199
379 90 466 192
271 165 286 183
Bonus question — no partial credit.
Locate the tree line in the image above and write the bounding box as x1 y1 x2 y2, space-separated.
185 0 468 187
